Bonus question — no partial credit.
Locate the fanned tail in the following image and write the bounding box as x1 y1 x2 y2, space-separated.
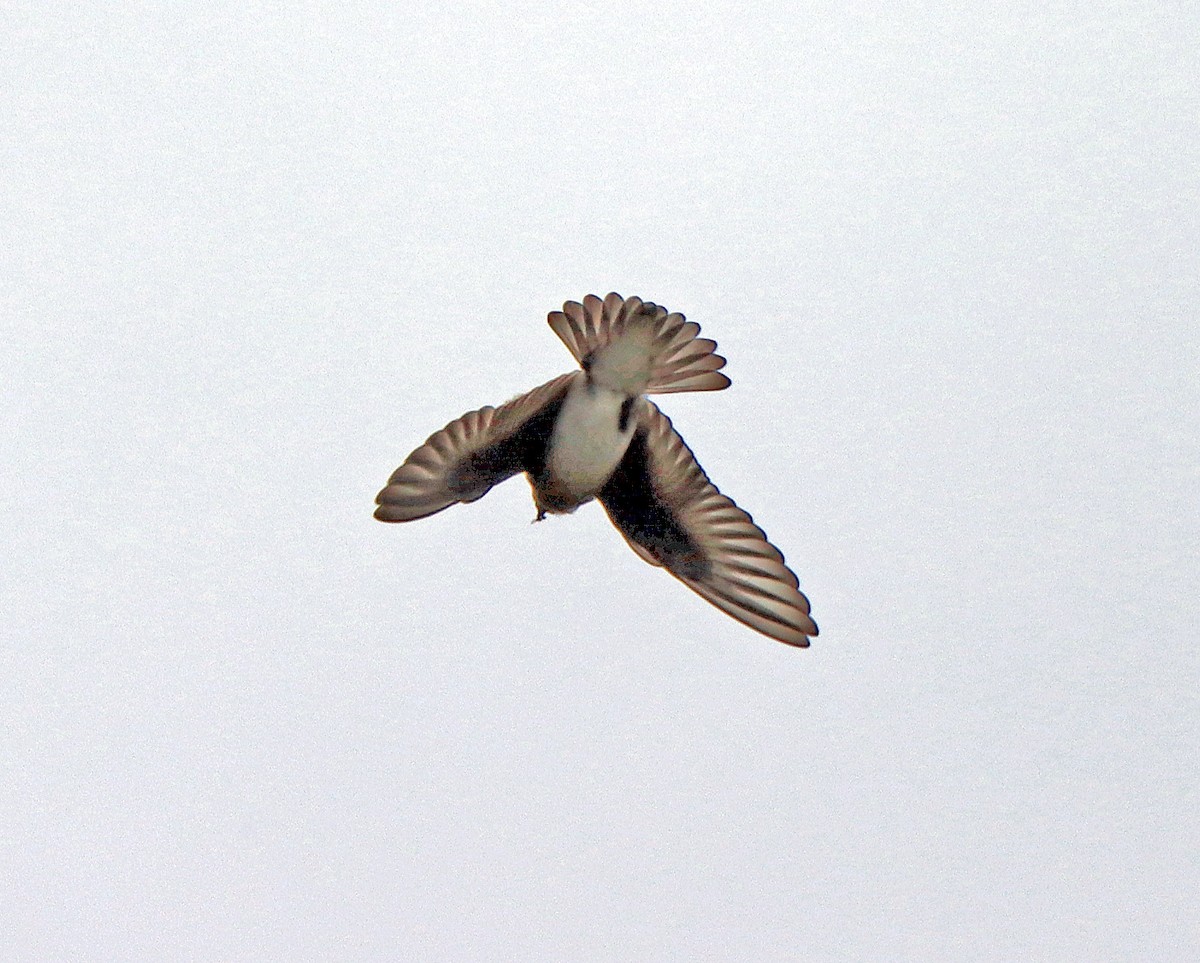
547 293 731 394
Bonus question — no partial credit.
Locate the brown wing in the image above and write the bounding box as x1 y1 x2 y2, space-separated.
374 373 577 522
596 401 818 647
547 293 731 394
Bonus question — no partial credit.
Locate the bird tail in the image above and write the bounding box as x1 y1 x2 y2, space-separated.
547 293 731 394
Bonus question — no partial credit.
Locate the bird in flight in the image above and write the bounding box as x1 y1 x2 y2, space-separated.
374 293 818 646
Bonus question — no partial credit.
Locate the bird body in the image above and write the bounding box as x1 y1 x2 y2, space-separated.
375 293 819 647
541 376 638 516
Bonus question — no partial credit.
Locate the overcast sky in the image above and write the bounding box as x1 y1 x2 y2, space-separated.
3 2 1197 960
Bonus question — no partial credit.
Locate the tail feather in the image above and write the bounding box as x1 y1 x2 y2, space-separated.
548 292 731 394
656 320 701 359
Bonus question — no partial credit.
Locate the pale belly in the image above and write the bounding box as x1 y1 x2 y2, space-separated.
544 381 635 504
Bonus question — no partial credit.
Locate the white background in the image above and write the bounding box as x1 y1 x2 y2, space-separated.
3 2 1197 960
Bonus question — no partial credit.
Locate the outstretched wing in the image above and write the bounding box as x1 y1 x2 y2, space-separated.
596 401 818 646
375 373 578 522
548 293 731 394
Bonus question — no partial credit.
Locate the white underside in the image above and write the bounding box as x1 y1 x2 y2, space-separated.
546 380 636 500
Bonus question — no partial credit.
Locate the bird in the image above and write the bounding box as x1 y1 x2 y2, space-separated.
374 293 818 647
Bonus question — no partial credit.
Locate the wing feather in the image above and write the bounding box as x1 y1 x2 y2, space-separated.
374 373 577 522
597 401 817 647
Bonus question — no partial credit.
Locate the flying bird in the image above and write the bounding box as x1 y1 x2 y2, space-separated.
374 293 818 646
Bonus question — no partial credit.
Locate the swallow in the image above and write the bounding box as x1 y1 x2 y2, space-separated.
374 293 818 646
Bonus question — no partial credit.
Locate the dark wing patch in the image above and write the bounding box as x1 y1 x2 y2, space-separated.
451 391 565 495
597 400 818 647
618 395 637 433
598 427 709 580
375 373 576 522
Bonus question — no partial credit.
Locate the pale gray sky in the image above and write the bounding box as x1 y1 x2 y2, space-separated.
3 2 1197 960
